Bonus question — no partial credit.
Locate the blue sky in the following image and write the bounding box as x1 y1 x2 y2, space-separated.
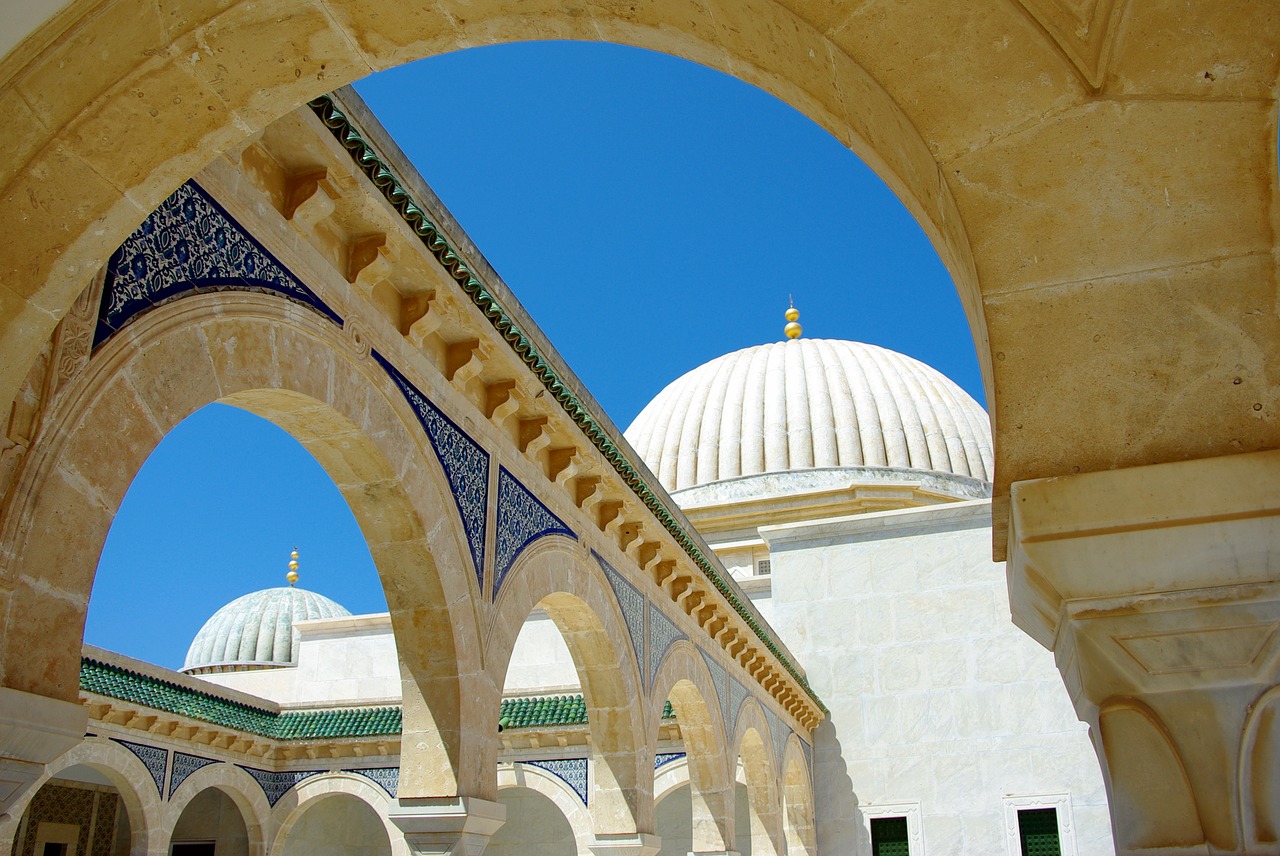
86 41 982 670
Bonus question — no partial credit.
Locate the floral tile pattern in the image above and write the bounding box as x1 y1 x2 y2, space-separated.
494 467 575 598
169 751 220 799
698 648 729 722
654 752 685 770
647 604 686 690
524 757 588 805
593 551 644 675
345 767 399 798
728 676 749 735
374 353 489 589
113 738 168 796
237 766 324 807
96 180 340 349
765 706 790 771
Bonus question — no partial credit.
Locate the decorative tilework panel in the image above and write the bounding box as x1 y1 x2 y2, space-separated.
728 676 748 734
113 738 168 796
16 784 97 856
698 648 729 722
593 551 644 674
801 736 814 784
654 752 685 770
96 180 340 349
169 752 220 799
525 757 588 806
647 604 686 690
90 792 120 856
374 352 489 587
494 467 576 598
764 706 790 769
237 766 324 807
345 767 399 798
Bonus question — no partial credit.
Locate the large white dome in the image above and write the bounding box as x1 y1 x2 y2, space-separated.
183 586 351 674
624 338 992 492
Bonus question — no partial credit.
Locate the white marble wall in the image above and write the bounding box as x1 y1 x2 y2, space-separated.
760 500 1114 856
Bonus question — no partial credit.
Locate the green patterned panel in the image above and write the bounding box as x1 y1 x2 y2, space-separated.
870 816 910 856
1018 808 1061 856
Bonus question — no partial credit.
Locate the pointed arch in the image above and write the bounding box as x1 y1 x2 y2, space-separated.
733 700 784 856
780 736 815 856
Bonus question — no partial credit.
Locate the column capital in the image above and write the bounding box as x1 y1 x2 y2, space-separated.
589 832 662 856
389 796 506 856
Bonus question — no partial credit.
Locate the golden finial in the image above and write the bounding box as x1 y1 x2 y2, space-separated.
286 548 300 586
784 298 802 340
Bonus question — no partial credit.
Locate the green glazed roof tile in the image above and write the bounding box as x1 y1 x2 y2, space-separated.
82 659 671 739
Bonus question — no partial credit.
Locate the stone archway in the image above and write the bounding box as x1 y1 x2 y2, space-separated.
164 764 268 856
649 642 734 855
733 703 783 856
779 738 814 856
487 539 652 840
0 291 480 798
0 738 163 856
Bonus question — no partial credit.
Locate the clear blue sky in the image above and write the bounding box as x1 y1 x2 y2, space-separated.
86 41 982 670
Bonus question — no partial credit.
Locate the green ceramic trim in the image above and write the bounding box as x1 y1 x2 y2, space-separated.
81 659 671 736
307 94 826 716
81 658 400 740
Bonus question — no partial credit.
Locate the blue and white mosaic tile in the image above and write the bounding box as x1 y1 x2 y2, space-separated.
237 766 324 807
765 706 790 769
654 752 685 771
375 353 489 588
698 648 729 722
593 552 644 675
96 180 340 349
494 467 575 598
525 757 588 805
345 767 399 798
169 752 219 799
728 676 749 733
647 604 686 690
113 739 167 796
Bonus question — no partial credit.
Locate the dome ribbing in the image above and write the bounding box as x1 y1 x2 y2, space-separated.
183 587 351 674
624 339 992 492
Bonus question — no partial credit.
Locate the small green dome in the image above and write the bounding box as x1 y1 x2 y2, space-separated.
182 586 351 674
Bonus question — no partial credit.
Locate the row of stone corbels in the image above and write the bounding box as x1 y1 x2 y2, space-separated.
232 101 821 732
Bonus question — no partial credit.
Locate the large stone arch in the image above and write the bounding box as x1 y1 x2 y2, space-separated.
270 773 403 856
163 763 269 856
0 291 482 796
0 0 995 428
0 737 164 856
486 538 651 836
649 641 734 854
779 737 814 856
732 700 784 856
496 763 593 855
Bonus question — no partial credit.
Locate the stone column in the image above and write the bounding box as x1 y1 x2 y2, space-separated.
587 832 661 856
388 796 506 856
1008 449 1280 855
0 687 87 819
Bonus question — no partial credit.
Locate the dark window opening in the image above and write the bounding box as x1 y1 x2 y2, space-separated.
870 815 910 856
1018 807 1062 856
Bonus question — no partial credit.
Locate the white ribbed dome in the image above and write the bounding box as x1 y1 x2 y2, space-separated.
624 339 993 492
183 586 351 674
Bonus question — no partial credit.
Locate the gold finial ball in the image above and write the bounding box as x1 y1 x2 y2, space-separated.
287 548 300 585
785 307 800 322
784 320 803 339
286 569 299 585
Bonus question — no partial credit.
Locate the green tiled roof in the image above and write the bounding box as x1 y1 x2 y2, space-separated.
82 658 673 739
80 658 400 740
497 696 673 730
